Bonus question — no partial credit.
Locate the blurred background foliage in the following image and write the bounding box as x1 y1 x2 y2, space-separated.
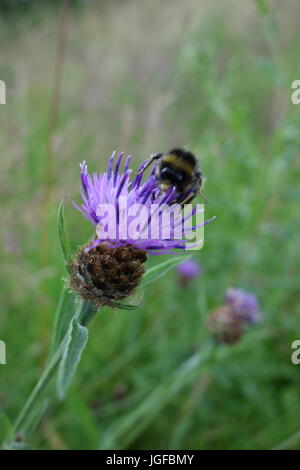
1 0 300 449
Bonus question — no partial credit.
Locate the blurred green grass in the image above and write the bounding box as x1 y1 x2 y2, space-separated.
1 0 300 449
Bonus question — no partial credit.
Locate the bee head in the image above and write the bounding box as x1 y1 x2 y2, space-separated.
159 165 184 191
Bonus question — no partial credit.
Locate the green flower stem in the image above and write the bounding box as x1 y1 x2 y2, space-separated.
14 300 98 435
78 300 98 326
14 336 68 434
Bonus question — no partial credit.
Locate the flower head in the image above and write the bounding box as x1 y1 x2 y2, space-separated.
73 151 210 254
225 288 260 323
69 242 147 308
177 259 201 278
71 151 212 307
176 259 201 286
207 288 260 345
206 305 244 345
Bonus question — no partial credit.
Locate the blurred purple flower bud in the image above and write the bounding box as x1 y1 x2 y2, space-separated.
177 259 201 284
225 288 260 324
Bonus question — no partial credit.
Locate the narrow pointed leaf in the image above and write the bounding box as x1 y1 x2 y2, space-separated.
48 288 76 360
56 318 89 400
103 288 144 311
57 200 72 273
141 255 191 286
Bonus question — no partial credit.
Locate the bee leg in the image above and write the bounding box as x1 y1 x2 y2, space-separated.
137 153 163 177
179 192 196 206
179 188 207 206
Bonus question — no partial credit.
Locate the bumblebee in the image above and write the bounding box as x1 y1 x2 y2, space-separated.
139 148 205 204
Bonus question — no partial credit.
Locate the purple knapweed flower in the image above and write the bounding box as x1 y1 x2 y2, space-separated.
176 259 201 286
70 151 213 308
207 288 260 345
73 151 212 255
225 288 260 324
177 259 201 278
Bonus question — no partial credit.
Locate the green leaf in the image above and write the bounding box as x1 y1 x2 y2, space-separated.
102 288 144 311
111 300 143 310
0 412 14 447
56 317 89 400
19 398 49 437
48 288 76 360
141 255 191 286
57 199 72 273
